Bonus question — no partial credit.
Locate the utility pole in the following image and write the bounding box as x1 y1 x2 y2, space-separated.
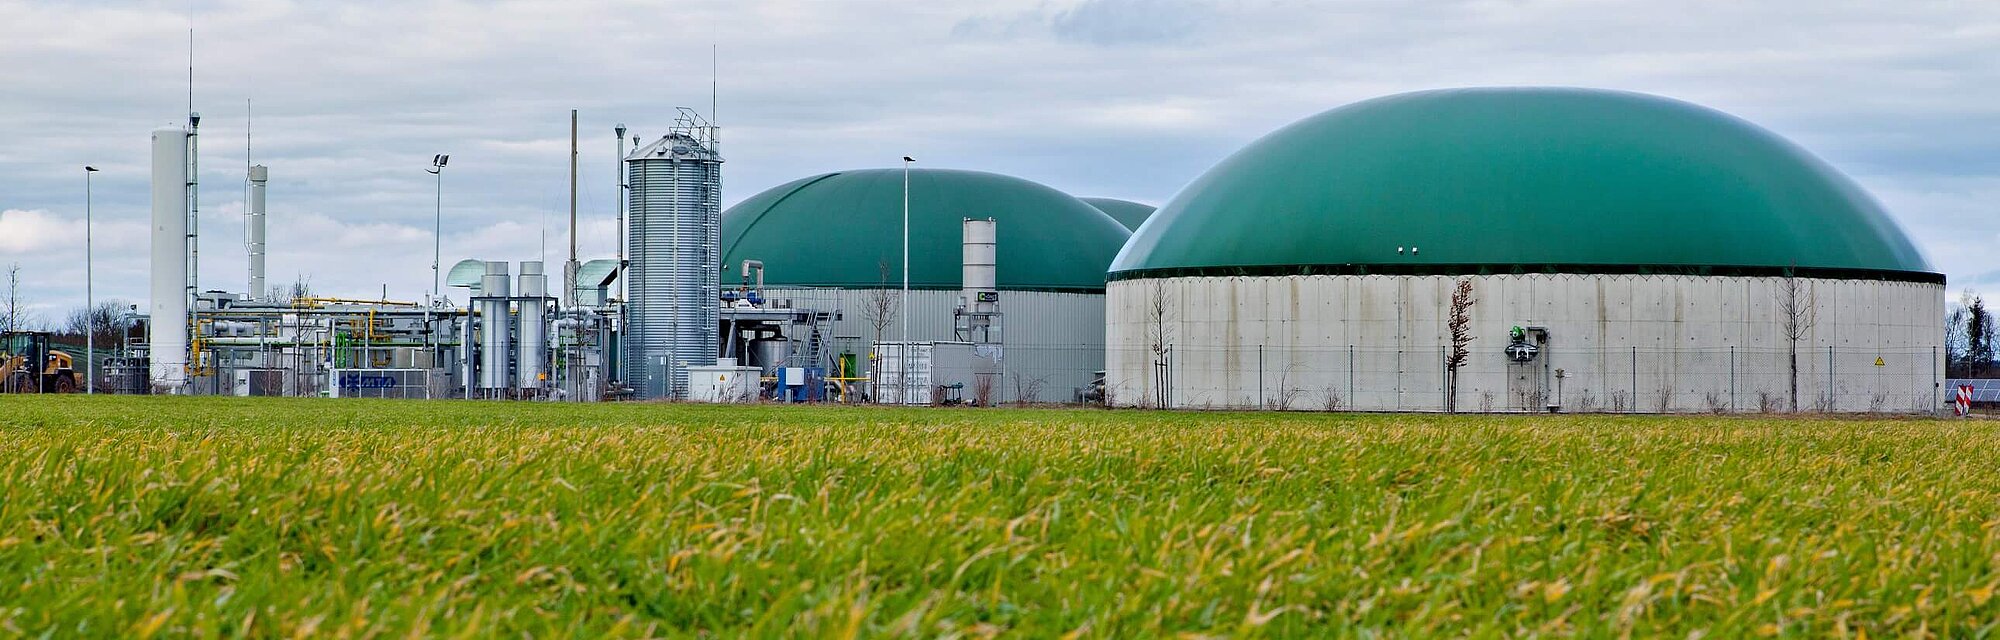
900 155 914 405
84 165 99 394
565 109 580 309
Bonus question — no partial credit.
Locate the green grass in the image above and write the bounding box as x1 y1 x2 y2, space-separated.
2 397 1997 638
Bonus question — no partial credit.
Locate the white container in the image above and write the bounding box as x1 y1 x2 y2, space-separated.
687 364 761 402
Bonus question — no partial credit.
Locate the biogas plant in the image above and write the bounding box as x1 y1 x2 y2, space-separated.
117 87 1946 412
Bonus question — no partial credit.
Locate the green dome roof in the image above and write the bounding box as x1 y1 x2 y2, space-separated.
1111 87 1937 282
1079 197 1157 231
722 168 1130 292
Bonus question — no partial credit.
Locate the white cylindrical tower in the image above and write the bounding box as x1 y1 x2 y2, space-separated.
149 127 190 391
247 164 268 298
517 261 548 392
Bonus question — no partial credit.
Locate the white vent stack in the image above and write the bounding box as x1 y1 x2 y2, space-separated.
962 218 997 314
478 261 513 392
149 127 190 391
246 164 268 297
517 261 548 391
955 217 1001 343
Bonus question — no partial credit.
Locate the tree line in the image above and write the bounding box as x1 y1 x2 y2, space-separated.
1948 290 1996 378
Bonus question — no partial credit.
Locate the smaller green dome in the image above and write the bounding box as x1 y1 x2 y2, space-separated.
1079 197 1157 231
722 169 1130 291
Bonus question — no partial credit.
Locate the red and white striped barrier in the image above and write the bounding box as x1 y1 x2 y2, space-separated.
1956 385 1973 417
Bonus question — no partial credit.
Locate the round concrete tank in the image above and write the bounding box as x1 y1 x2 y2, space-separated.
1107 87 1944 413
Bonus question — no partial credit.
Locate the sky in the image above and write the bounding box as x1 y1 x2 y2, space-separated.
1 0 1996 325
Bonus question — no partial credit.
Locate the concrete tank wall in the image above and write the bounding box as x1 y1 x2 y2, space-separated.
1106 274 1944 413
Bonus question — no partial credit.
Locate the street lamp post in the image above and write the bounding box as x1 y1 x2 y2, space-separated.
901 156 913 405
427 154 449 302
426 154 448 363
84 165 98 394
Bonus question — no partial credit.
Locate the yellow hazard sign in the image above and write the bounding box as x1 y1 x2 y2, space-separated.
1874 357 1886 367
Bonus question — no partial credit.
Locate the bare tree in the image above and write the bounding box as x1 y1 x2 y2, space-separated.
60 300 133 346
1947 292 1970 377
3 263 21 333
282 274 314 306
858 260 899 403
1444 279 1477 413
1777 275 1816 412
1144 281 1175 409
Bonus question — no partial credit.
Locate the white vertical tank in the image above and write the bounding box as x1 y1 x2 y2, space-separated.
517 261 548 391
149 127 190 391
247 165 268 297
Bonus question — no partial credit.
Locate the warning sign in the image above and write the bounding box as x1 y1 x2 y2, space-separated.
1874 357 1886 367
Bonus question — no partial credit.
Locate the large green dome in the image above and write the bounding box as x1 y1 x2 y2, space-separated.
723 168 1130 291
1110 87 1937 282
1079 197 1157 231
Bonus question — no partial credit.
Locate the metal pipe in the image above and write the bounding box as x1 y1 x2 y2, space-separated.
187 113 200 334
740 259 764 292
615 124 628 305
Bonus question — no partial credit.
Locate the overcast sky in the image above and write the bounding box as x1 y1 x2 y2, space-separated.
2 0 1996 324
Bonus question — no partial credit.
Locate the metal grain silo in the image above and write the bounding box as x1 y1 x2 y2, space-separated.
624 119 723 399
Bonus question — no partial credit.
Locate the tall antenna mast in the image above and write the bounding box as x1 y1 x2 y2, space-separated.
187 5 194 118
711 44 719 150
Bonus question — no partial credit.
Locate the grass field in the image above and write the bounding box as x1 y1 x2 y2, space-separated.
2 397 1997 637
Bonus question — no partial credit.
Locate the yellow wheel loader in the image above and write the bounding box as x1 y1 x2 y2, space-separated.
0 331 78 394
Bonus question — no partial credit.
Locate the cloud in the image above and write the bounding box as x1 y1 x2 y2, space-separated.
0 209 81 253
0 0 1996 318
